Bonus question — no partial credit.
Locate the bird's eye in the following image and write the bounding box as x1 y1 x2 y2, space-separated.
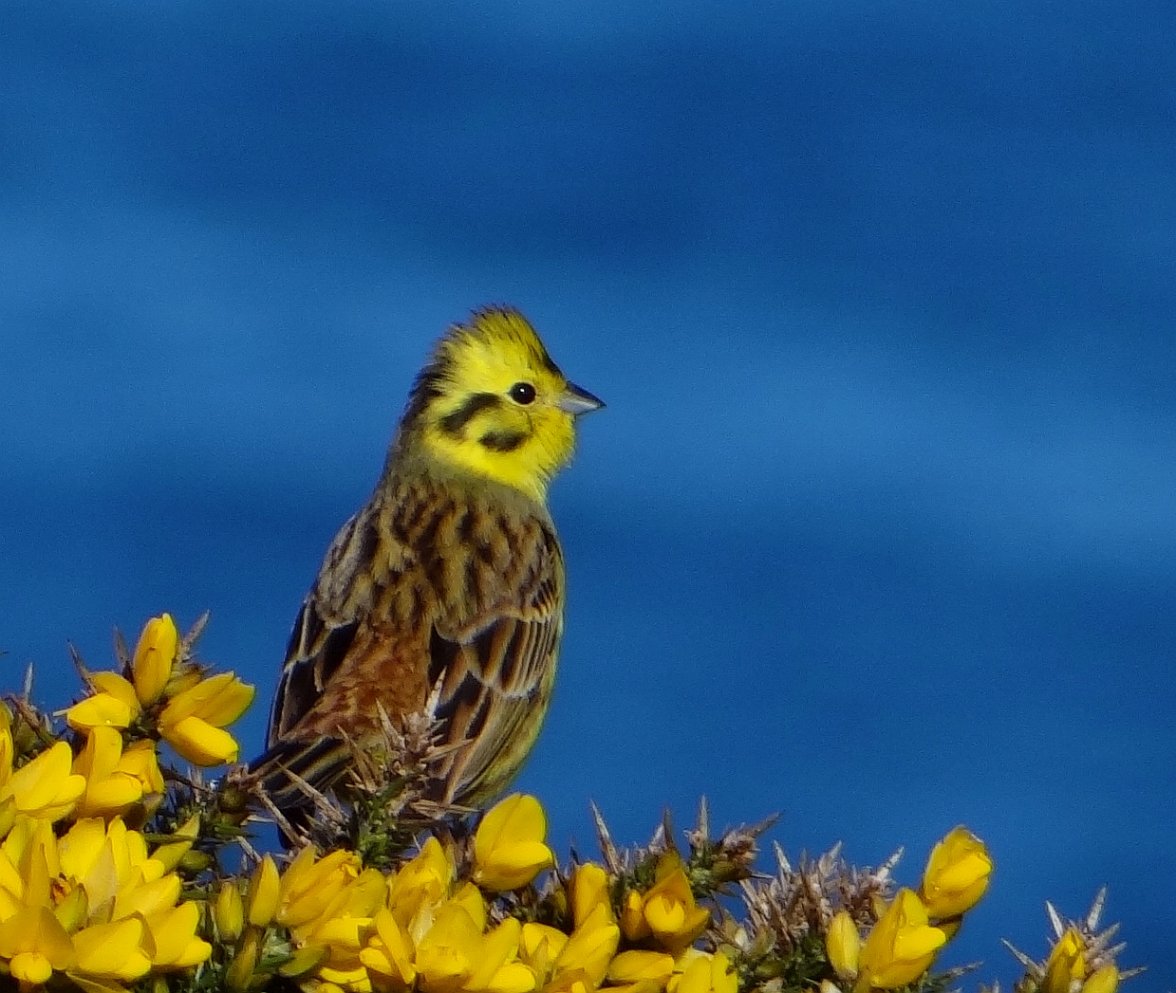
509 382 536 405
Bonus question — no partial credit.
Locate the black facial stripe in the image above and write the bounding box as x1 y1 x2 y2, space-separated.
479 430 528 452
439 392 501 436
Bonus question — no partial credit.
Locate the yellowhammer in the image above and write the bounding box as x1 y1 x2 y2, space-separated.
251 306 602 826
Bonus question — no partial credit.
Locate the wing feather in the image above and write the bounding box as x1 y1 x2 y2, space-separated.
255 477 565 818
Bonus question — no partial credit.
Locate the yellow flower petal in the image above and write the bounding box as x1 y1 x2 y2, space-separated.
277 848 362 928
467 917 521 991
112 871 181 921
57 818 108 881
117 740 166 796
416 903 480 993
215 882 245 942
73 727 123 782
72 918 151 981
10 950 55 985
571 862 615 928
145 902 212 969
131 613 178 707
519 921 568 975
920 827 993 919
66 694 133 732
1043 928 1087 993
621 888 651 941
826 911 861 980
555 904 619 986
247 855 281 927
159 672 254 728
0 906 76 971
608 950 676 984
1083 964 1119 993
388 836 453 926
89 672 141 716
77 774 144 819
485 962 537 993
161 715 240 766
857 889 946 990
3 742 86 821
363 908 416 986
473 794 554 891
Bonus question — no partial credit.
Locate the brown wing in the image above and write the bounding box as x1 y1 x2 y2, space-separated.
426 541 564 804
265 496 423 749
253 476 564 813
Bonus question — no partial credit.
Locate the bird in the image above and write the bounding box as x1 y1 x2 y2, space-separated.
249 306 603 829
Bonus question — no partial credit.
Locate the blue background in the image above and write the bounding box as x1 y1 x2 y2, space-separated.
2 2 1173 988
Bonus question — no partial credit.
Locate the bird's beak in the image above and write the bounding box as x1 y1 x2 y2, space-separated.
557 382 605 415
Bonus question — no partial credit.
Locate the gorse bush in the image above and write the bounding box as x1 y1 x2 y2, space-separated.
0 614 1135 993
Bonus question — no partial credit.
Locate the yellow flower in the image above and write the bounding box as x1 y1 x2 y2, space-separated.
56 817 168 922
160 716 241 765
215 881 245 942
553 903 619 987
360 907 417 988
472 794 554 892
826 910 861 980
0 742 86 822
450 881 487 931
669 950 738 993
247 854 281 927
277 848 362 930
855 889 945 991
117 740 166 800
318 962 374 990
608 949 676 985
570 862 615 929
65 671 148 734
0 906 75 990
90 672 141 714
620 889 650 941
480 961 537 993
143 901 212 970
72 727 144 819
919 827 992 919
132 613 180 706
65 693 134 732
466 917 529 993
227 927 261 992
388 837 453 930
415 902 481 993
1083 964 1119 993
519 921 568 979
638 854 710 952
1 815 59 909
70 917 152 982
1043 928 1086 993
158 672 254 766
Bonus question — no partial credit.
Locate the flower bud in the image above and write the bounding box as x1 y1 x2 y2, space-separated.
215 882 245 942
226 928 261 992
825 911 860 980
920 827 993 919
246 855 281 928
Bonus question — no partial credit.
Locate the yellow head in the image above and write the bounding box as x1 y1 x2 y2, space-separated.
400 307 603 502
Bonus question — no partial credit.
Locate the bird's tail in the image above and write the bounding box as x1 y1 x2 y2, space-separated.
246 736 351 842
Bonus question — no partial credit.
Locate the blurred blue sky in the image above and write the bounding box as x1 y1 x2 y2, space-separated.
2 1 1174 986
